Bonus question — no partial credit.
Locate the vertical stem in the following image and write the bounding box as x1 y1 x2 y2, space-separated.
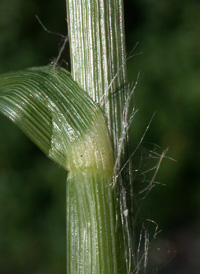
66 0 134 273
66 115 126 273
67 173 124 273
66 0 127 152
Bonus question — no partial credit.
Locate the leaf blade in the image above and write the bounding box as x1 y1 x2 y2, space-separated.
0 66 99 170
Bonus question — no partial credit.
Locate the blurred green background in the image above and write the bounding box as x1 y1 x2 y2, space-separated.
0 0 199 273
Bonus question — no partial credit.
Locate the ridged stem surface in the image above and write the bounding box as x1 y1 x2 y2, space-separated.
66 0 127 152
67 173 125 274
66 0 134 273
66 113 126 273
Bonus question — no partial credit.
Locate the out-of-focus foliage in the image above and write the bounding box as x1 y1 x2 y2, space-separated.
125 1 200 273
0 1 68 273
0 0 199 273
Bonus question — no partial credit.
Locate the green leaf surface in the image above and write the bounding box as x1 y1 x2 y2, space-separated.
0 66 99 170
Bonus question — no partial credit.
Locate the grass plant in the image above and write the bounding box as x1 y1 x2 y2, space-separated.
0 0 135 273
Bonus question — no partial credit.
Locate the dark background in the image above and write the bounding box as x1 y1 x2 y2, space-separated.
0 0 200 273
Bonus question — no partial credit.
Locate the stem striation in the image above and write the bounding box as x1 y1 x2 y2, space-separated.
66 0 134 273
66 113 126 273
66 0 127 151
